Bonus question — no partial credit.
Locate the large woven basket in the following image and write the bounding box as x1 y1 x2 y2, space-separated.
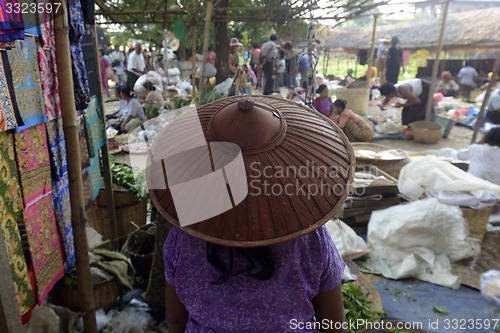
410 120 443 144
352 142 408 179
335 87 370 115
461 206 493 244
87 189 147 247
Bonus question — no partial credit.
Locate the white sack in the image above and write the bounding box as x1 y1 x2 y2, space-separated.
398 156 500 203
364 198 480 289
325 219 369 260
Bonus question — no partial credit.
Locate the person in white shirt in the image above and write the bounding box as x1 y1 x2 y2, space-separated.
117 86 146 133
458 127 500 186
486 88 500 124
127 43 146 90
457 62 479 98
110 45 125 67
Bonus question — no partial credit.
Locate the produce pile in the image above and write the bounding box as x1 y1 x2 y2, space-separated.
342 281 385 333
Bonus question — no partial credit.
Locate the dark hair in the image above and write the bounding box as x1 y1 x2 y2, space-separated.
484 127 500 147
207 243 275 284
380 82 396 96
270 34 278 41
99 49 105 56
119 86 133 98
283 41 293 51
252 42 258 49
316 84 328 94
278 49 285 59
333 99 347 110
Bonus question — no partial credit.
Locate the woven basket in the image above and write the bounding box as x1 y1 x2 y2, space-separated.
87 189 147 248
50 278 120 311
335 87 370 115
352 142 408 179
410 120 443 144
461 206 493 244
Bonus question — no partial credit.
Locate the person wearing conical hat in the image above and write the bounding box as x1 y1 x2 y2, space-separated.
158 96 352 333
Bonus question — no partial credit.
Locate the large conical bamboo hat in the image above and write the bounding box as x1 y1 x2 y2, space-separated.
148 95 355 247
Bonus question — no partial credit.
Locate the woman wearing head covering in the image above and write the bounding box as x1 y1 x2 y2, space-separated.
435 71 459 97
229 37 242 71
157 96 351 333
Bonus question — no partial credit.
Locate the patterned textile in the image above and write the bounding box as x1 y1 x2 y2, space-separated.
38 7 61 121
0 0 24 42
8 37 47 132
14 123 64 303
70 42 90 111
0 133 35 315
0 41 15 50
46 119 74 272
68 0 90 110
88 156 103 202
78 115 92 208
0 51 23 131
84 96 106 158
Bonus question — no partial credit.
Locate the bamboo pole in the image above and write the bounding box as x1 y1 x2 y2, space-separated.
91 26 119 250
365 14 378 89
471 55 500 143
191 23 197 94
199 0 214 104
54 1 97 332
425 0 450 121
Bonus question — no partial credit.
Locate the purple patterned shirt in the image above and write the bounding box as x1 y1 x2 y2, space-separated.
164 225 345 333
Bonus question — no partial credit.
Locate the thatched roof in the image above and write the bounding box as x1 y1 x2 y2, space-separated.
324 8 500 51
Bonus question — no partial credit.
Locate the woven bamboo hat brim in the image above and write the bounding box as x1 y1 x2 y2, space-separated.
148 95 355 247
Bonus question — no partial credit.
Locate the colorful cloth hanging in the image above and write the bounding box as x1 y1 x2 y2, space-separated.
68 0 90 110
38 7 61 121
14 123 64 304
0 0 24 42
84 96 106 158
0 132 35 316
8 37 47 132
46 118 74 272
78 115 93 209
0 51 23 131
89 155 103 202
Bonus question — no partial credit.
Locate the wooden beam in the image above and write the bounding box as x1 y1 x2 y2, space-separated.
95 9 187 16
425 0 450 121
54 1 97 332
471 55 500 143
366 15 378 89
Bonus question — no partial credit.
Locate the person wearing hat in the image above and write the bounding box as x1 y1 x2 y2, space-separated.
386 36 403 84
375 36 391 85
229 37 242 71
435 71 459 97
157 96 351 333
259 34 279 95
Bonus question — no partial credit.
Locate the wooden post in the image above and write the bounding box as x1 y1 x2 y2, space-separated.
0 228 24 332
354 53 359 78
54 1 97 332
425 0 450 121
191 23 197 96
325 49 330 78
91 26 119 250
199 0 213 104
366 14 378 89
471 55 500 143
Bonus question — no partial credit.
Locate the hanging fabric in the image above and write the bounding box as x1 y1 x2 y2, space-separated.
46 119 74 272
358 49 368 66
83 95 106 158
0 0 24 42
0 132 35 316
173 15 185 40
8 37 47 132
88 156 103 202
68 0 90 110
0 51 23 131
78 114 94 209
22 0 41 36
80 0 95 25
14 123 65 304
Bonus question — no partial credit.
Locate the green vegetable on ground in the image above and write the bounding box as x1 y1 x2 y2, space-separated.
342 282 384 333
432 305 448 315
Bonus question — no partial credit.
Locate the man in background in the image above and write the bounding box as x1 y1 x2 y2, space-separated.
127 42 146 90
259 34 279 95
386 36 403 84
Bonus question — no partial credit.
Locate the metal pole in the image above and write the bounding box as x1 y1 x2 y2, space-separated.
425 0 450 121
54 1 97 332
91 26 119 250
366 14 378 89
199 0 213 104
471 55 500 143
